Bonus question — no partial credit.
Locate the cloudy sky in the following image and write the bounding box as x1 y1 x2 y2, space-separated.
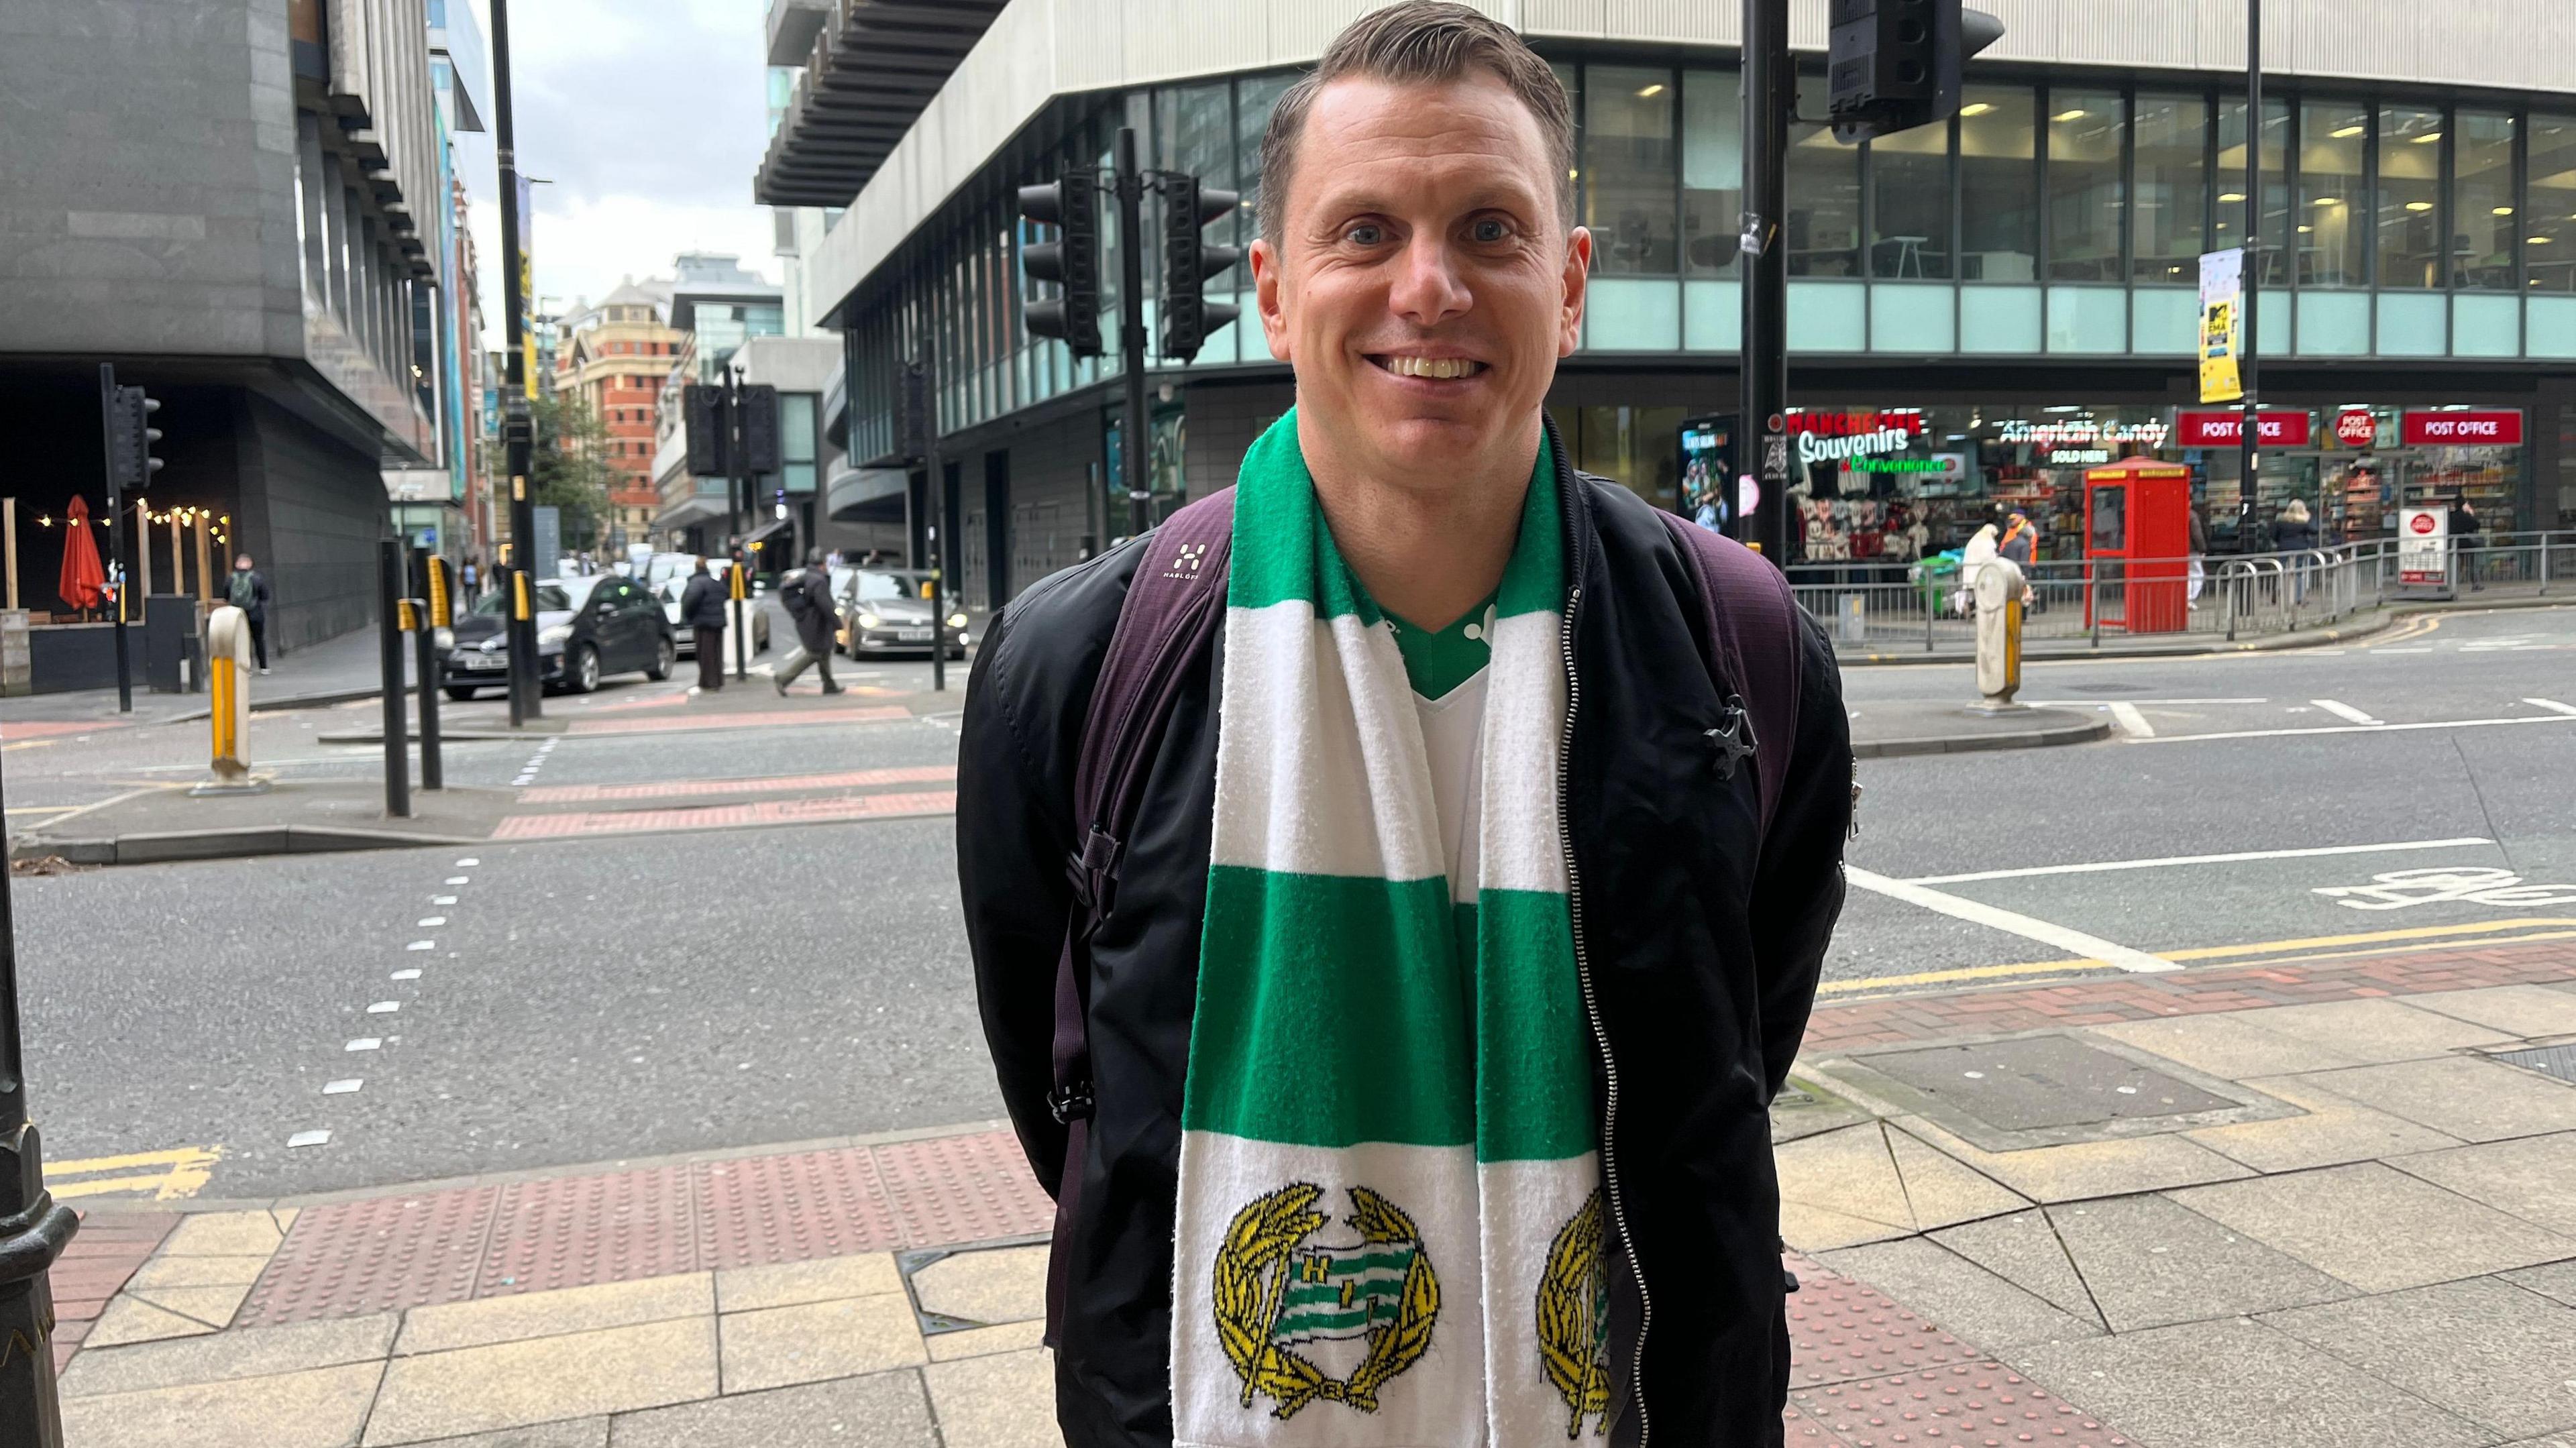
453 0 778 341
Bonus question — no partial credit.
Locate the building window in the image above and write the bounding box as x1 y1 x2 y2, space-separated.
2377 105 2443 288
2532 114 2576 293
1576 406 1686 508
2298 102 2367 287
1586 66 1678 276
1680 69 1740 276
1959 85 2035 281
1236 71 1295 240
1787 72 1859 276
2217 99 2292 283
1871 119 1951 278
2130 94 2205 284
2454 109 2517 290
2045 91 2124 282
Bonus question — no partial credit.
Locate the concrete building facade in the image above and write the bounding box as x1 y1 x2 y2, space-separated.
1 0 449 649
765 0 2576 610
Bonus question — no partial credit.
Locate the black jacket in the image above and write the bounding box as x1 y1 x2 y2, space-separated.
781 569 835 653
227 568 272 622
678 573 727 630
2273 514 2318 553
958 450 1853 1447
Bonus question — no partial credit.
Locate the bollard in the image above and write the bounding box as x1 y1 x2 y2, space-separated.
1972 557 2024 711
413 554 447 791
378 539 411 820
729 561 749 682
191 604 266 795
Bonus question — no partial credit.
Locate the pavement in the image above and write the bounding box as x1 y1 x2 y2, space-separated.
43 934 2576 1448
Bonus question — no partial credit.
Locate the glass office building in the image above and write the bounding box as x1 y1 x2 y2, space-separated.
767 2 2576 604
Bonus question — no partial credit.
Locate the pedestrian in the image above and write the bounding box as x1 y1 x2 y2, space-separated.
226 552 273 674
957 6 1853 1441
771 549 840 695
2449 493 2484 592
2274 498 2317 604
679 558 727 691
2187 502 2210 605
459 555 482 599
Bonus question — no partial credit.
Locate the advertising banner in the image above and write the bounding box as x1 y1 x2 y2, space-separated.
2174 410 2312 447
2398 506 2450 588
2401 410 2523 447
2198 248 2245 403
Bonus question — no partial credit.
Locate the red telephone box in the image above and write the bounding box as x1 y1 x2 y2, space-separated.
2082 457 2192 634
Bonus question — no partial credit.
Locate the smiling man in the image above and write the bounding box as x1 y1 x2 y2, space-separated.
958 5 1853 1445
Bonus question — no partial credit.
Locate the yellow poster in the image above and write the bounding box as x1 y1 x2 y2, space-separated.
2198 248 2243 403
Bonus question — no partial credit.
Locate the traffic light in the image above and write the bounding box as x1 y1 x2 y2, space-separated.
106 386 164 494
685 384 729 475
1825 0 2004 144
1158 176 1241 364
738 384 782 474
1017 174 1102 357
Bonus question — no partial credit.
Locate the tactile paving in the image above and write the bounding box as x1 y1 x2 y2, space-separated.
478 1164 702 1298
239 1186 498 1326
873 1129 1054 1246
699 1146 904 1270
1792 1363 2132 1447
1785 1260 1981 1387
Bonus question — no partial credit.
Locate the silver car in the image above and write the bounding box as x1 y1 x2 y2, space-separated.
834 569 967 658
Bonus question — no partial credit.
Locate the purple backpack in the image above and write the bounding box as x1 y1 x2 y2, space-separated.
1039 484 1804 1339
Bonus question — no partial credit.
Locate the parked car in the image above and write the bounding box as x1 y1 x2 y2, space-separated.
441 574 675 699
833 567 968 659
654 569 771 657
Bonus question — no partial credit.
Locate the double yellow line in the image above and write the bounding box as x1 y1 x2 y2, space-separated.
46 1145 223 1201
1821 917 2576 999
2363 614 2447 648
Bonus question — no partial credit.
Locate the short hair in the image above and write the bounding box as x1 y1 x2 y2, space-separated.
1257 1 1574 249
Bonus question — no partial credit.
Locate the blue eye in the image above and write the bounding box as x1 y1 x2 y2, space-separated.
1472 218 1509 242
1347 223 1384 245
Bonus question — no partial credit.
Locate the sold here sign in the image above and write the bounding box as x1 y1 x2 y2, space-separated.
2402 410 2523 446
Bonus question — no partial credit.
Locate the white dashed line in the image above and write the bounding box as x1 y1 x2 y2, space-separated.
406 940 435 952
455 857 480 867
390 968 421 981
2524 698 2576 717
345 1038 381 1052
445 877 470 885
287 1130 331 1148
323 1079 362 1095
2311 698 2383 726
418 917 447 927
367 1001 400 1015
432 895 458 905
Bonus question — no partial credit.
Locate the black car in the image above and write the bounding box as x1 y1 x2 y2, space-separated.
443 575 675 700
832 568 969 659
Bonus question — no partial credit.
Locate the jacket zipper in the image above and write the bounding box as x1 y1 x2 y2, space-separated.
1556 579 1652 1447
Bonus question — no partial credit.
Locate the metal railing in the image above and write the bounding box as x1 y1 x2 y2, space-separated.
1787 531 2575 656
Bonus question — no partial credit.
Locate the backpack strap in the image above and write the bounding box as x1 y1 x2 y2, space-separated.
1657 513 1805 842
1042 486 1236 1343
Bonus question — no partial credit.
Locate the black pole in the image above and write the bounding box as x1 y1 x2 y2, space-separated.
729 368 749 683
2238 0 2263 534
929 414 947 694
98 365 133 713
411 553 443 791
1739 0 1792 567
492 0 540 725
1116 127 1150 540
0 738 78 1446
378 538 410 819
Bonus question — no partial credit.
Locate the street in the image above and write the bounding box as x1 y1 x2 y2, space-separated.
2 604 2568 1205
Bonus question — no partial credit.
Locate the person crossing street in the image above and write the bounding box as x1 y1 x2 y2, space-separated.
679 558 727 691
772 549 841 695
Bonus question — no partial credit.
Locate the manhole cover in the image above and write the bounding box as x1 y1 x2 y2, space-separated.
2494 1042 2576 1084
1820 1032 2294 1152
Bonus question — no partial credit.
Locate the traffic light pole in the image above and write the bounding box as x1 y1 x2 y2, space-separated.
727 366 748 683
99 366 134 714
1115 128 1150 540
0 743 76 1447
2237 0 2263 533
493 0 540 726
1739 0 1793 565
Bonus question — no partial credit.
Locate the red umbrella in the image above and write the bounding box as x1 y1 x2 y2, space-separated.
58 495 105 614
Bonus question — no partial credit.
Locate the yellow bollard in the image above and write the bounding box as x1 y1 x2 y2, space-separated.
193 604 266 794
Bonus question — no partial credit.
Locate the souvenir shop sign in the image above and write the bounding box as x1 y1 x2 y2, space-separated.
2176 410 2312 447
2402 410 2522 447
1789 411 1927 467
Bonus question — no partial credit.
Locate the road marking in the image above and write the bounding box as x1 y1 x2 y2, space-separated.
367 1001 400 1013
2364 616 2445 648
1906 836 2493 885
345 1038 380 1052
46 1146 223 1201
2132 713 2576 744
323 1079 362 1095
1817 957 2127 995
1844 867 2180 973
2370 647 2434 655
2311 698 2383 726
1 740 57 753
418 916 446 927
445 876 469 885
2524 698 2576 717
1819 917 2576 997
2107 702 2156 738
3 804 78 816
431 895 458 905
517 764 955 805
390 968 421 980
287 1130 331 1149
455 857 479 866
2024 698 2268 706
2314 867 2576 911
492 789 957 840
406 940 435 951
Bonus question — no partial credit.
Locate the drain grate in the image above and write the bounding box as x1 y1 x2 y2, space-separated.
2494 1042 2576 1084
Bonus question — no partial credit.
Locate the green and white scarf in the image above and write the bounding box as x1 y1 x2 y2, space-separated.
1171 410 1610 1447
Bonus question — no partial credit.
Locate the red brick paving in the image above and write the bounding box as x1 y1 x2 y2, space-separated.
566 705 908 736
47 1208 176 1370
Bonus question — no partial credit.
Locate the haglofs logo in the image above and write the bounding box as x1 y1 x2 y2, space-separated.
1165 541 1210 579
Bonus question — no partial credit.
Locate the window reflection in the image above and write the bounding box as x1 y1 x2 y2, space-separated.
2047 92 2125 282
2454 111 2517 291
1681 69 1741 277
2132 95 2207 284
2377 105 2443 289
1585 66 1678 276
1576 406 1687 509
2216 100 2292 284
1788 72 1860 276
2532 115 2576 294
1872 120 1951 278
1959 86 2035 281
2296 103 2367 286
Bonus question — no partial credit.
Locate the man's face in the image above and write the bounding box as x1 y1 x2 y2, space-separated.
1250 72 1588 483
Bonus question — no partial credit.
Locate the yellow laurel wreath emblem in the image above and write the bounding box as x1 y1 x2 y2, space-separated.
1536 1188 1612 1438
1211 1182 1440 1419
